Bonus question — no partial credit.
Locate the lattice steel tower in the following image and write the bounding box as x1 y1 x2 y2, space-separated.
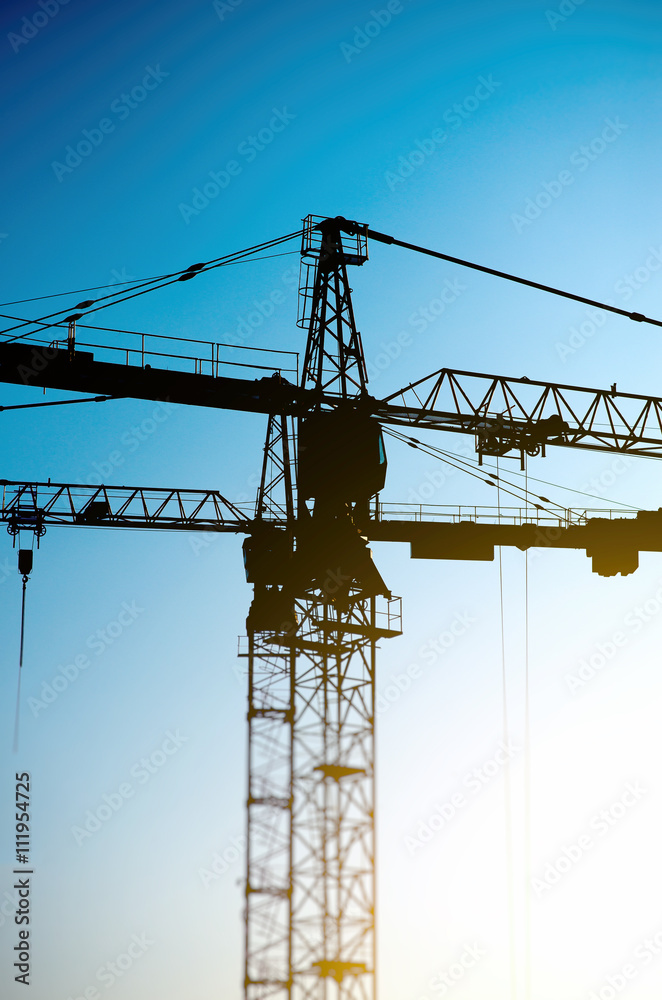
243 217 402 1000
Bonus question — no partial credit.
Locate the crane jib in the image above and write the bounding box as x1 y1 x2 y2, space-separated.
4 339 662 458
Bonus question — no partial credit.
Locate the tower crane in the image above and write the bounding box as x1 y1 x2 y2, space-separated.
3 215 662 1000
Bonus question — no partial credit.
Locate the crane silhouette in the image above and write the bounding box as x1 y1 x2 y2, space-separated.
3 214 662 1000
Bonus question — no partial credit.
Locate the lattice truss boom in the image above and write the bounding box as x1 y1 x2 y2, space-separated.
380 368 662 457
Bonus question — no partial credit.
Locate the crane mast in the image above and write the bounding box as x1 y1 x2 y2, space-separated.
243 217 400 1000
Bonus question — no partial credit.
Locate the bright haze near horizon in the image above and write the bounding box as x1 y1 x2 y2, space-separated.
2 1 662 998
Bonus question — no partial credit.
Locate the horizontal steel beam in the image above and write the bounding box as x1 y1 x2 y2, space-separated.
6 343 662 459
0 480 250 533
379 368 662 457
3 480 662 576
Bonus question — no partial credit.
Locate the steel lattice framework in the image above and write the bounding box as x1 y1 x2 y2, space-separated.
245 594 396 1000
6 215 662 1000
376 368 662 459
244 217 398 1000
0 480 249 532
298 216 369 397
244 625 294 999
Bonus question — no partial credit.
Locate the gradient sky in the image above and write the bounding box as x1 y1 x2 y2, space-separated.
2 1 662 998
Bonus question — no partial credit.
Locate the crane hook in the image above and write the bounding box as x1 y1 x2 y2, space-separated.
13 549 33 754
18 549 33 666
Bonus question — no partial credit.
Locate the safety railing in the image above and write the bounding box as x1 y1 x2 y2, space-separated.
371 502 639 527
44 324 299 380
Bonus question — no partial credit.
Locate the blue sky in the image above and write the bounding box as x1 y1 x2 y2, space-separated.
2 1 662 998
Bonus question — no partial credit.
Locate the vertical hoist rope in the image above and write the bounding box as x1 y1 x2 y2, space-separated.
19 574 28 666
524 549 531 1000
497 458 517 1000
13 665 23 754
13 575 28 753
524 459 532 1000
